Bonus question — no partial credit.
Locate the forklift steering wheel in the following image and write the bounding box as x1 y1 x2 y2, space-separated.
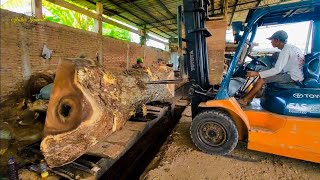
247 55 268 67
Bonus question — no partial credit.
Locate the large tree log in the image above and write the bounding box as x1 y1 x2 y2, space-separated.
40 58 174 167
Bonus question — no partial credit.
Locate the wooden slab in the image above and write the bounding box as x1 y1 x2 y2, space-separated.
86 105 169 160
175 99 190 107
106 129 138 145
125 121 148 132
87 142 125 159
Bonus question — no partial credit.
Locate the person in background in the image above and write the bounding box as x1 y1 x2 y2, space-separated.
238 30 305 106
157 58 174 67
157 58 166 65
132 57 145 69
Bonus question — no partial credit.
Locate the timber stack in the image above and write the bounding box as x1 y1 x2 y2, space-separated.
40 58 174 167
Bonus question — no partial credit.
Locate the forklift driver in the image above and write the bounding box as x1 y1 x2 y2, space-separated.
238 30 305 106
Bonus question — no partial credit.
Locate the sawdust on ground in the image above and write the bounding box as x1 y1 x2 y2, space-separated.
141 107 320 180
0 97 45 177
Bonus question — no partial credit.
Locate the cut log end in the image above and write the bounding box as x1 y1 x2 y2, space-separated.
41 58 174 167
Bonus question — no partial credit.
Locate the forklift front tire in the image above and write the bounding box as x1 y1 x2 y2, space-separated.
190 110 238 155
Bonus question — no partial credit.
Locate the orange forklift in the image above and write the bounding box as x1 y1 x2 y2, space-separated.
181 0 320 163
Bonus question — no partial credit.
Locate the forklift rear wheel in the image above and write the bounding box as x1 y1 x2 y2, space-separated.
190 110 238 155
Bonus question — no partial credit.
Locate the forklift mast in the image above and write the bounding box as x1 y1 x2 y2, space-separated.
182 0 211 90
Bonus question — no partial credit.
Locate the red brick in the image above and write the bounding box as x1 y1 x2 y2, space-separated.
0 9 170 100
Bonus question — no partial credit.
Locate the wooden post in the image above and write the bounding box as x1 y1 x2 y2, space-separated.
94 2 103 35
126 44 130 70
19 26 32 81
95 2 103 64
143 45 146 63
139 27 147 46
224 0 228 20
32 0 43 19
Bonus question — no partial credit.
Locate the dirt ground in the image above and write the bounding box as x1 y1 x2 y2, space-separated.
141 106 320 180
0 97 46 178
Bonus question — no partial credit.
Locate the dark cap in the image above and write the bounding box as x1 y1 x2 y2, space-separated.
267 30 288 42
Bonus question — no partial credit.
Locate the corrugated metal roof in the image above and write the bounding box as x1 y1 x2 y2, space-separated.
70 0 288 39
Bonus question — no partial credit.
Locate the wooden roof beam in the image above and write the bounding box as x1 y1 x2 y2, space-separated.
147 18 176 28
209 0 257 12
107 0 172 38
229 0 240 25
231 1 286 14
147 22 176 29
256 0 263 7
85 0 140 27
124 0 177 37
155 0 176 19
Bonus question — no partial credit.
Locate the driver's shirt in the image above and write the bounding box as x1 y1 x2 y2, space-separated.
259 44 305 82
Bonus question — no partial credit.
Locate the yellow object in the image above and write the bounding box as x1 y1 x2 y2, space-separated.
145 67 157 80
129 109 136 117
41 171 48 179
142 104 147 117
199 97 320 163
40 159 48 180
103 71 117 85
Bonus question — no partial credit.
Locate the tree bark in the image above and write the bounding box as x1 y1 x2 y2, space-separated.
40 58 174 167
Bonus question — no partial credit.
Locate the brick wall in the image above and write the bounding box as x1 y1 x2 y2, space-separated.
206 20 227 85
0 9 170 100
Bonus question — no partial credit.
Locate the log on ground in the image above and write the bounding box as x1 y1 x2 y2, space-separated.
40 58 174 167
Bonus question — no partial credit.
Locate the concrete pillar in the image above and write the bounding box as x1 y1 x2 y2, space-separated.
171 52 179 70
32 0 43 19
143 45 146 62
139 27 147 62
126 44 130 70
18 26 32 81
169 39 179 70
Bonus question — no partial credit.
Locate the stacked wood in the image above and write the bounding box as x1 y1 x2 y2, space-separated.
40 58 174 167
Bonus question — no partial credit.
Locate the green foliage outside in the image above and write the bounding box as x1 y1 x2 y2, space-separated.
43 1 95 31
1 0 131 42
1 0 31 15
102 22 131 42
43 1 131 42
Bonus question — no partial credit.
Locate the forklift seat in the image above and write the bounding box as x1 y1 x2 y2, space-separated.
303 52 320 88
260 52 320 117
260 84 320 118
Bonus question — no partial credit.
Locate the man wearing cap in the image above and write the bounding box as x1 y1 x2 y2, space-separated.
238 30 305 106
